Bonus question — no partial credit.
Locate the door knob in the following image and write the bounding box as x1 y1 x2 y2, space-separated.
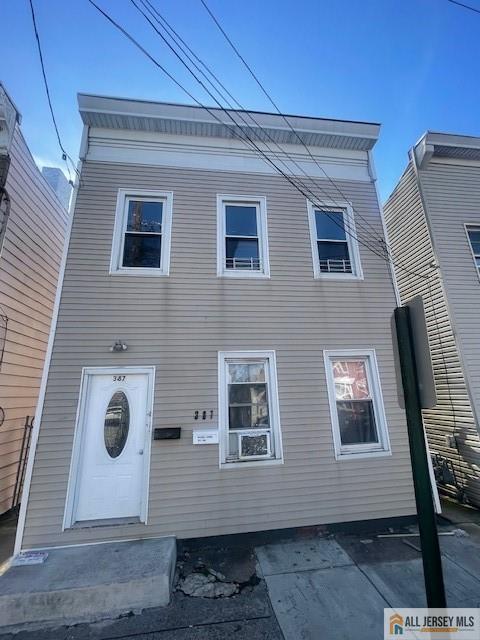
138 449 144 455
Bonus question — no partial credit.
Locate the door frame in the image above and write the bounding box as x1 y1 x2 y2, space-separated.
63 366 155 530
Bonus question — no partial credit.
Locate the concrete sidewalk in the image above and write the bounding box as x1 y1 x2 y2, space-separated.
1 504 480 639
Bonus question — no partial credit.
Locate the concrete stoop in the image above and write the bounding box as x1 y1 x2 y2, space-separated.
0 536 176 631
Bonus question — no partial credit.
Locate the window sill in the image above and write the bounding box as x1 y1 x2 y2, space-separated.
335 449 392 461
220 457 284 470
218 271 270 279
109 268 169 277
314 272 363 281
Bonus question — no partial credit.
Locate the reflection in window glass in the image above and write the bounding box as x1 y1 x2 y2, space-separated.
225 359 273 461
224 203 261 271
467 227 480 273
104 391 130 458
122 198 163 268
332 359 378 446
314 209 352 274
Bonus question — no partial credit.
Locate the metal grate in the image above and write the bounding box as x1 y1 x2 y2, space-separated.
319 259 352 273
226 257 261 270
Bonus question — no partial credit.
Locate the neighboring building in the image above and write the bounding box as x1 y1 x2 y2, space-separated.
41 166 72 211
0 84 69 514
384 131 480 508
15 93 416 552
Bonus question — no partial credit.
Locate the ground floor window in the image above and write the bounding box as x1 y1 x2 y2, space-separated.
218 351 283 466
323 349 391 459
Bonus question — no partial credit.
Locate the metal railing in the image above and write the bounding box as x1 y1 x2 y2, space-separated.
226 257 261 270
11 415 34 510
319 258 352 273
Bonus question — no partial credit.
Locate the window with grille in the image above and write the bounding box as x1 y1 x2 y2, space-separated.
307 201 362 279
217 196 270 277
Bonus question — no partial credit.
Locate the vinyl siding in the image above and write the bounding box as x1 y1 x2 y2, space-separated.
0 128 68 514
419 160 480 504
22 158 415 548
384 162 480 506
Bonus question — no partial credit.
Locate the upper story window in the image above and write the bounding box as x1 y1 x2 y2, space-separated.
324 350 390 459
466 225 480 275
110 189 173 276
217 195 270 278
218 351 283 466
307 201 362 279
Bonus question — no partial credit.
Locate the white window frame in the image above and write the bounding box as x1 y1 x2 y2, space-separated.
307 200 363 280
110 189 173 276
323 349 391 460
465 223 480 283
217 195 270 278
218 350 283 468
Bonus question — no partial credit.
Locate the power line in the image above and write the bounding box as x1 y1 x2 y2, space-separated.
199 0 432 280
87 0 427 280
27 0 78 185
127 0 394 265
136 0 387 254
447 0 480 14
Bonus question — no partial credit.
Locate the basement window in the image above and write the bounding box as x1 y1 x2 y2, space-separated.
110 189 173 276
324 350 391 459
217 195 270 277
218 351 283 466
307 201 362 279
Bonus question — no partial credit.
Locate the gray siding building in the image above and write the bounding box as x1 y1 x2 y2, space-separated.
384 131 480 508
16 94 416 552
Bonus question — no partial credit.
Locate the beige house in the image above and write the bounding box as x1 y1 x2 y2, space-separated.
384 131 480 508
15 94 416 552
0 84 69 514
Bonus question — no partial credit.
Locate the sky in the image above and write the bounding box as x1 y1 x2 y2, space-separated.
3 0 480 201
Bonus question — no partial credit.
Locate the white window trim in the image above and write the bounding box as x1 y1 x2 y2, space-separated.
307 200 363 280
218 350 283 468
323 349 391 460
62 366 155 530
110 189 173 276
216 194 270 278
464 223 480 284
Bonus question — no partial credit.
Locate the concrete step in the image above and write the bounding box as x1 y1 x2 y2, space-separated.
0 536 176 631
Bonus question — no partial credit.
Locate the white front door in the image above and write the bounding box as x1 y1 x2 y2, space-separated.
72 369 152 523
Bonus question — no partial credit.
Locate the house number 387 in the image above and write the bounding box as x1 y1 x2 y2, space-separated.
113 375 126 382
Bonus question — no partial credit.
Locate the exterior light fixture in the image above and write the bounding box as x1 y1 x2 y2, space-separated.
109 340 128 353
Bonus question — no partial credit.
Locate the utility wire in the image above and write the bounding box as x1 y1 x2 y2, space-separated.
89 0 388 266
136 0 389 258
88 0 427 279
447 0 480 14
128 0 398 267
199 0 384 237
27 0 78 185
199 0 433 280
130 0 384 256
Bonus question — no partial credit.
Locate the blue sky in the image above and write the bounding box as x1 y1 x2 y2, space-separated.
3 0 480 200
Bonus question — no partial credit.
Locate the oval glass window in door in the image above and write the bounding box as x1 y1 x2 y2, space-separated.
104 391 130 458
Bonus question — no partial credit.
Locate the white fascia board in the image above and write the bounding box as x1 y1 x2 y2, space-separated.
85 128 372 182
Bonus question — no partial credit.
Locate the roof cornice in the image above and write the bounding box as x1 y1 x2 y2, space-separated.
414 131 480 168
77 93 380 152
